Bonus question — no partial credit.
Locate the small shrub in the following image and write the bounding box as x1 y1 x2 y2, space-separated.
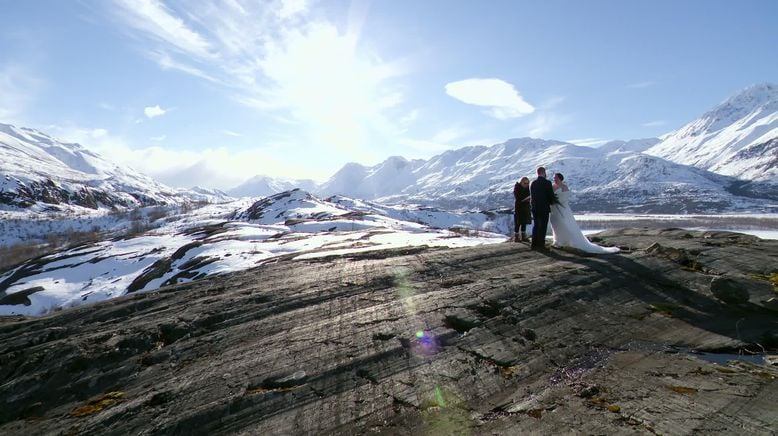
179 202 194 214
0 241 50 272
448 226 488 237
147 207 169 222
127 219 148 237
649 303 682 317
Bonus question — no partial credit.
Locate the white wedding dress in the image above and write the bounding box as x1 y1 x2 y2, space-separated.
550 189 620 254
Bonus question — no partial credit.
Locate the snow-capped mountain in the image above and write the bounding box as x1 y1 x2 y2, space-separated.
318 138 771 213
227 175 317 198
320 138 579 208
317 156 427 200
178 186 234 203
598 138 661 154
0 123 184 211
645 83 778 182
4 83 777 215
306 84 778 212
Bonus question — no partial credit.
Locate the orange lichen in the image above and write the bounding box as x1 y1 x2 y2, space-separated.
70 391 125 417
527 409 542 419
666 385 698 395
500 365 519 379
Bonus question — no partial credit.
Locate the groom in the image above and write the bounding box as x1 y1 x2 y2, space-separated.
529 166 556 250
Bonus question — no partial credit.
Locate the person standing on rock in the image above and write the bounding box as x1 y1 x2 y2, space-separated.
529 166 556 250
513 176 532 242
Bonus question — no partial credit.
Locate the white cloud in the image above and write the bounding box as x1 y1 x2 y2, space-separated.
431 127 469 144
0 63 44 121
52 124 314 189
400 138 452 155
539 95 566 110
642 120 666 127
278 0 308 19
108 0 409 164
400 127 471 156
525 112 570 138
48 125 109 142
399 109 419 126
144 105 167 118
90 128 108 138
152 50 222 83
113 0 213 60
445 78 535 119
131 146 293 189
222 130 242 137
150 135 167 141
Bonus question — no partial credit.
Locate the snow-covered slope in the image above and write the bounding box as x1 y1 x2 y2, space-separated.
0 123 183 211
0 191 506 316
645 83 778 182
178 186 234 203
574 151 753 213
234 189 510 234
598 138 661 154
227 175 317 198
317 156 426 200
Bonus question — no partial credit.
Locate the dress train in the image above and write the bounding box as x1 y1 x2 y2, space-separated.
550 190 619 254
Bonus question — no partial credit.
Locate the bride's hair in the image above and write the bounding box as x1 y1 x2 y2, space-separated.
555 172 564 181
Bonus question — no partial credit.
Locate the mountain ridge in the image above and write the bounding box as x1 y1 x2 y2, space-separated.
645 82 778 181
0 123 184 211
2 83 776 213
311 83 778 212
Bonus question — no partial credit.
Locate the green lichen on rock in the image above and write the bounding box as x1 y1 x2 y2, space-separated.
749 272 778 293
649 303 682 316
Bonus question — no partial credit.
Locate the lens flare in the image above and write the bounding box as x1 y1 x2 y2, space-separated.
391 269 470 433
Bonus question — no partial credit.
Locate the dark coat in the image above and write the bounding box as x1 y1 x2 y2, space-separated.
530 176 555 213
513 183 532 225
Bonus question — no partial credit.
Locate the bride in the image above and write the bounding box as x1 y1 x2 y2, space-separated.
549 173 619 254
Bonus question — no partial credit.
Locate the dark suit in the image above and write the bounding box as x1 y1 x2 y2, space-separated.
529 176 555 248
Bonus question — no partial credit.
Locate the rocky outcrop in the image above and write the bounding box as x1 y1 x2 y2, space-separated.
710 275 764 304
0 177 162 210
0 229 776 435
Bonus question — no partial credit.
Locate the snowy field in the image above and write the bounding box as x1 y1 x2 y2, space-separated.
2 192 777 317
0 193 508 316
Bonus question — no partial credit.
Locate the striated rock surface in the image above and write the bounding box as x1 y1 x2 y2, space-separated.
0 228 776 435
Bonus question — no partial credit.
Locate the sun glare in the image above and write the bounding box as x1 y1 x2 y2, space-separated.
261 23 392 155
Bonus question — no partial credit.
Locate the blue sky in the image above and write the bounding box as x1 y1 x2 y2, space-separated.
1 0 776 189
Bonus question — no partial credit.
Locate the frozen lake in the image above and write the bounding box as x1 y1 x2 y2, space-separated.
575 214 778 240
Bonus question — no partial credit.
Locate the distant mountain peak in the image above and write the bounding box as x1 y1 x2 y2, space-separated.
731 82 777 99
696 82 778 133
645 82 778 182
599 138 661 154
226 174 317 198
0 122 184 210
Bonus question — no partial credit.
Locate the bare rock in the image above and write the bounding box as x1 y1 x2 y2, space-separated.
0 228 776 435
764 297 778 312
710 276 752 304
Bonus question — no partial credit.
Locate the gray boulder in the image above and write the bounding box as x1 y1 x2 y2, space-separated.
710 276 751 304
